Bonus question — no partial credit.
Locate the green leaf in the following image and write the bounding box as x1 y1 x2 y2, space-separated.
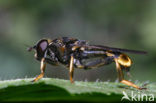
0 78 155 102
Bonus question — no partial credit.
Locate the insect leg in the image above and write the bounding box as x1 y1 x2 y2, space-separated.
32 58 46 82
114 59 145 90
114 59 124 81
69 55 74 83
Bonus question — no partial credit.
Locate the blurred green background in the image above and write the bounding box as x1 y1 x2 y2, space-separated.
0 0 155 82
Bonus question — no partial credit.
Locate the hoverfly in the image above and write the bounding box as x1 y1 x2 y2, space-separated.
28 37 147 90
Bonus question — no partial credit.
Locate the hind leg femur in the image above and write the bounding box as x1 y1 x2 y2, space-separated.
114 54 145 90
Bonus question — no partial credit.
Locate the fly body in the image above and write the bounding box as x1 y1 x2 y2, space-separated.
28 37 147 90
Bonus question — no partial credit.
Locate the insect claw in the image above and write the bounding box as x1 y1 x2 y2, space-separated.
31 77 38 82
141 81 149 89
31 79 35 82
31 78 39 82
71 80 74 84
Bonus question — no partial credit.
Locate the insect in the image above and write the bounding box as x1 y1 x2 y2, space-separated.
28 37 147 90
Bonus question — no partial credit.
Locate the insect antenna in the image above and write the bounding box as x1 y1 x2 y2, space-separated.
23 44 33 52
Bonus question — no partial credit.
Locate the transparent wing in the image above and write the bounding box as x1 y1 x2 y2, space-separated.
86 45 147 54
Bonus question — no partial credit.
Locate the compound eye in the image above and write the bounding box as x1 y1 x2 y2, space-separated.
39 41 48 51
36 40 48 54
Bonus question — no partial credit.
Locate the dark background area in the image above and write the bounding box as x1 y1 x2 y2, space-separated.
0 0 155 82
